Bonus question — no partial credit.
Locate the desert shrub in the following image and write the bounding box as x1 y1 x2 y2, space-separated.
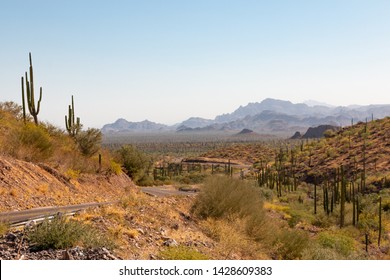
201 217 266 259
311 212 334 228
192 176 271 243
41 121 66 137
357 194 379 233
301 243 342 260
383 199 390 212
272 229 309 259
7 123 53 161
192 176 264 220
287 211 302 228
0 101 24 120
65 168 81 179
109 160 122 175
120 193 143 209
259 188 275 201
177 173 208 184
114 145 151 184
75 128 102 157
27 216 113 250
159 246 208 260
0 222 10 236
136 175 154 186
317 231 356 257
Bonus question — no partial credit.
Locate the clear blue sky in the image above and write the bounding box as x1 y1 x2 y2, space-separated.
1 0 390 128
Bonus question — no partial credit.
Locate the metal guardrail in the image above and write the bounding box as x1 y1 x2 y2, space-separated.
0 201 114 227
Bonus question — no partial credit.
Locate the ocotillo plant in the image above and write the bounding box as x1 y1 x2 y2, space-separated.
65 95 81 137
21 52 42 125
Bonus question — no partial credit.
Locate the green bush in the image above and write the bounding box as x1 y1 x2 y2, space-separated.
115 145 151 184
177 173 208 184
317 232 356 257
323 129 336 138
136 175 154 186
159 246 208 260
27 216 114 250
75 128 102 157
8 123 53 161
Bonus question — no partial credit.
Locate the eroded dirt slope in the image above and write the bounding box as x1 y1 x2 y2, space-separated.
0 155 134 211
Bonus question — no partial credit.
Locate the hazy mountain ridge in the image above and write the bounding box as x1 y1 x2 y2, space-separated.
101 99 390 134
178 117 215 128
101 118 169 133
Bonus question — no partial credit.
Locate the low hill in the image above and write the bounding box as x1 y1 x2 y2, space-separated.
291 124 340 139
294 117 390 183
178 117 215 128
236 128 255 135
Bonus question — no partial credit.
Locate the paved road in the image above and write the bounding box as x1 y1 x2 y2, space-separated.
0 201 113 225
0 187 194 225
140 186 198 197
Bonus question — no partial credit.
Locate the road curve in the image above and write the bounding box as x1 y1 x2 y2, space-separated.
0 201 113 225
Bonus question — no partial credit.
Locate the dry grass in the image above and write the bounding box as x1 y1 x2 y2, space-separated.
201 217 267 259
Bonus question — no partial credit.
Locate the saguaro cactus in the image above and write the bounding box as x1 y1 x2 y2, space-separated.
21 52 42 125
378 196 382 247
340 166 346 228
314 177 317 215
65 95 81 137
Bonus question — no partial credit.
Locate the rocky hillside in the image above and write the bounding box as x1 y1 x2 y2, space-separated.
0 155 134 211
294 117 390 182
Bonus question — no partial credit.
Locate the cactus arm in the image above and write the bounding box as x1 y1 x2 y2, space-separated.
36 87 42 115
72 95 75 125
21 76 26 123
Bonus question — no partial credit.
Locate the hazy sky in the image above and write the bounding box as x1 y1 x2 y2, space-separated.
1 1 390 128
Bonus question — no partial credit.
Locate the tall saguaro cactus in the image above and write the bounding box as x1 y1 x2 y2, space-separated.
21 52 42 125
378 196 382 247
65 95 81 137
340 166 346 228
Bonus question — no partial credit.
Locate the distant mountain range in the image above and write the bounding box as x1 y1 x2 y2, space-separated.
101 119 168 133
101 98 390 135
